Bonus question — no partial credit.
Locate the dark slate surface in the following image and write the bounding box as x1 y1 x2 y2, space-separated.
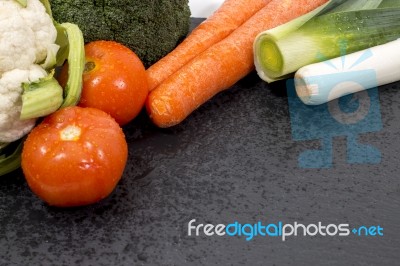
1 18 399 266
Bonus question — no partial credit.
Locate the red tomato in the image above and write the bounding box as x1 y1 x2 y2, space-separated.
79 40 149 126
21 106 128 207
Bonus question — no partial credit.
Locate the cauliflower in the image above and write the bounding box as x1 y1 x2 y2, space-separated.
0 0 58 73
0 0 58 143
0 0 85 176
0 65 48 143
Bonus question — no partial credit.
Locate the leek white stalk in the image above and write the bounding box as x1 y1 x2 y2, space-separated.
254 0 400 83
294 39 400 105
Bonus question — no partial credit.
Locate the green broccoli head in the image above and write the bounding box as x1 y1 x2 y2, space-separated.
50 0 191 68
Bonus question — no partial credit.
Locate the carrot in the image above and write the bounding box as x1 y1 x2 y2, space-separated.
146 0 329 128
146 0 271 91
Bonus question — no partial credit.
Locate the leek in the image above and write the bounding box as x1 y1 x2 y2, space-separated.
254 0 400 82
294 38 400 105
378 0 400 8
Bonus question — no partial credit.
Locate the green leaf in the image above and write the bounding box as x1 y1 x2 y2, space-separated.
58 23 85 108
39 0 52 17
55 24 70 67
0 140 23 177
20 71 63 120
14 0 27 8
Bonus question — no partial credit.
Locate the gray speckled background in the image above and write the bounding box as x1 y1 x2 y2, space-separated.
0 18 399 266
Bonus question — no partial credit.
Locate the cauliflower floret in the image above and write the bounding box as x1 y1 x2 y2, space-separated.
0 0 59 143
0 0 57 74
20 0 58 64
0 65 47 143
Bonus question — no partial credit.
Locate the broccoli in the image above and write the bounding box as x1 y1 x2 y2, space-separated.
50 0 191 68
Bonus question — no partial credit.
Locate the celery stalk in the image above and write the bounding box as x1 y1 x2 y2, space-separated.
254 1 400 82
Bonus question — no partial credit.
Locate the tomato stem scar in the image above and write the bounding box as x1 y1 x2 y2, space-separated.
84 61 96 73
60 125 81 141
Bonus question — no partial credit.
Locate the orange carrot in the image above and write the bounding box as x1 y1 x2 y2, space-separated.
146 0 271 91
146 0 329 128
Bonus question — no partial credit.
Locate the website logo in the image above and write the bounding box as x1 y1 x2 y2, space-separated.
286 46 382 168
188 219 384 242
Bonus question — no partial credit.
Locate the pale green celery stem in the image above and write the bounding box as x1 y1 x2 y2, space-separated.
59 23 85 108
20 76 63 120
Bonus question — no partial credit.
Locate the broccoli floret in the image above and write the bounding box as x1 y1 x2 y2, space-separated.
50 0 191 68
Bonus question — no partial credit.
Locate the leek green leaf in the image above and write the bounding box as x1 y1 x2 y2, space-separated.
254 0 400 82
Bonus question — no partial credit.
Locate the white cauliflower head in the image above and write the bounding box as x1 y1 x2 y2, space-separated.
0 0 58 74
0 0 59 143
0 65 48 143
